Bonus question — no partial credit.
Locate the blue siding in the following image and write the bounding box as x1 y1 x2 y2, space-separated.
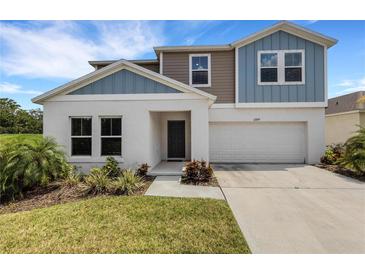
238 30 325 103
69 69 180 95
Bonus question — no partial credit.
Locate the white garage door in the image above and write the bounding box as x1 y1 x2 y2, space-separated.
209 122 306 163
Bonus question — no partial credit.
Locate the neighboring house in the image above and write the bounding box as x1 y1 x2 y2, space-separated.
325 91 365 145
32 21 337 171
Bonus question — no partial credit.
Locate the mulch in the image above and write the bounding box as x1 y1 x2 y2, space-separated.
0 176 156 215
180 176 219 187
315 164 365 182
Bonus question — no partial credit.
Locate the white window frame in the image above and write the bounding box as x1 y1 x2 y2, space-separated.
99 116 122 157
70 116 92 157
189 53 211 87
258 49 305 85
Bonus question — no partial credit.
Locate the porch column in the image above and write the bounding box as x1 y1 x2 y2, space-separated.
190 106 209 162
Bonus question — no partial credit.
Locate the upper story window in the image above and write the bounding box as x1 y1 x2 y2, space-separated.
189 54 211 87
100 117 122 156
258 50 305 85
71 117 92 156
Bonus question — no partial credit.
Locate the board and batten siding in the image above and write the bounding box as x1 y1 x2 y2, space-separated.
162 51 235 103
238 30 325 103
69 69 180 95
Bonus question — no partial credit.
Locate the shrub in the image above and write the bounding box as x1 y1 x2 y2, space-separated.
83 168 112 195
338 127 365 174
61 165 82 188
200 160 213 182
0 145 19 202
0 137 69 203
136 163 150 177
101 156 121 179
320 144 344 165
109 169 143 195
182 160 213 185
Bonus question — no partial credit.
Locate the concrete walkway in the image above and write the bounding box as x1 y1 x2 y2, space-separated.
213 164 365 254
149 161 184 176
145 176 224 200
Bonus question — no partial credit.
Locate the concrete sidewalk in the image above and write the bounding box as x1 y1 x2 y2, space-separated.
145 176 224 200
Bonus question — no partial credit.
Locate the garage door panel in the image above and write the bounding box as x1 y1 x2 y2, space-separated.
209 122 306 163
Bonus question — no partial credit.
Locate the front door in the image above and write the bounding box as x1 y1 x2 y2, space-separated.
168 120 185 159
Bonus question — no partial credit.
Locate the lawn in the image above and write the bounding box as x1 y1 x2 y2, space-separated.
0 134 42 148
0 196 250 254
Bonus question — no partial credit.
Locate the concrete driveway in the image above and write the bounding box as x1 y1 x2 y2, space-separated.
213 164 365 254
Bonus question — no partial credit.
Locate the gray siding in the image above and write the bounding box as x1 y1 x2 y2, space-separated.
238 31 325 103
163 51 235 103
69 69 180 95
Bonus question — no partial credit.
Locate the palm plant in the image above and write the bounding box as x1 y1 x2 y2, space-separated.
5 137 68 188
338 126 365 174
0 145 19 202
0 137 68 202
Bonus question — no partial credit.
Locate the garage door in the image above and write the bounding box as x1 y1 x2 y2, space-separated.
209 122 306 163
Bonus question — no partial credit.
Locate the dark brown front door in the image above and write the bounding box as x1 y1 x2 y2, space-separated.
168 120 185 159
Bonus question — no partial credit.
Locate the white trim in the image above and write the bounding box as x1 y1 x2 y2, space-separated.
47 93 206 102
70 116 92 157
154 45 231 54
324 46 328 105
167 120 187 161
235 47 239 104
189 53 211 88
69 158 124 163
232 21 337 49
211 103 235 109
32 59 216 104
99 116 122 157
257 50 305 85
235 102 327 108
159 52 163 74
325 110 364 117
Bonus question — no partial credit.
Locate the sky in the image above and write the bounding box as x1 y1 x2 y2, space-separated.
0 20 364 109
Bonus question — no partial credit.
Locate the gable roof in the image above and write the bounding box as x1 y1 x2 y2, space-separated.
326 91 365 115
231 21 337 48
153 21 337 55
32 59 217 104
88 59 159 69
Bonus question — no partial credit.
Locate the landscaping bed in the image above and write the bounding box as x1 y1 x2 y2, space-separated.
180 160 219 186
315 164 365 182
181 175 219 186
0 176 155 215
0 196 250 254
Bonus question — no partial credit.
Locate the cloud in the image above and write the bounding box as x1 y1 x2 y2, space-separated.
0 82 42 95
178 21 220 45
0 21 165 79
306 20 318 25
335 76 365 95
337 80 355 87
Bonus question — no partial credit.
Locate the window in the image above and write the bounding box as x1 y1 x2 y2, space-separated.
100 117 122 156
285 52 303 82
189 54 211 87
71 117 92 156
260 53 278 83
258 50 305 85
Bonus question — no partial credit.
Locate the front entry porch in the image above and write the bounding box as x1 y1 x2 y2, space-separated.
149 161 185 176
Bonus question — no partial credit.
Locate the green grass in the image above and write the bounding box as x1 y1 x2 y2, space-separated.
0 196 250 254
0 134 42 148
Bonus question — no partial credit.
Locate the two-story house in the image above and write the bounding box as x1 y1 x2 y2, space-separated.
32 21 337 171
